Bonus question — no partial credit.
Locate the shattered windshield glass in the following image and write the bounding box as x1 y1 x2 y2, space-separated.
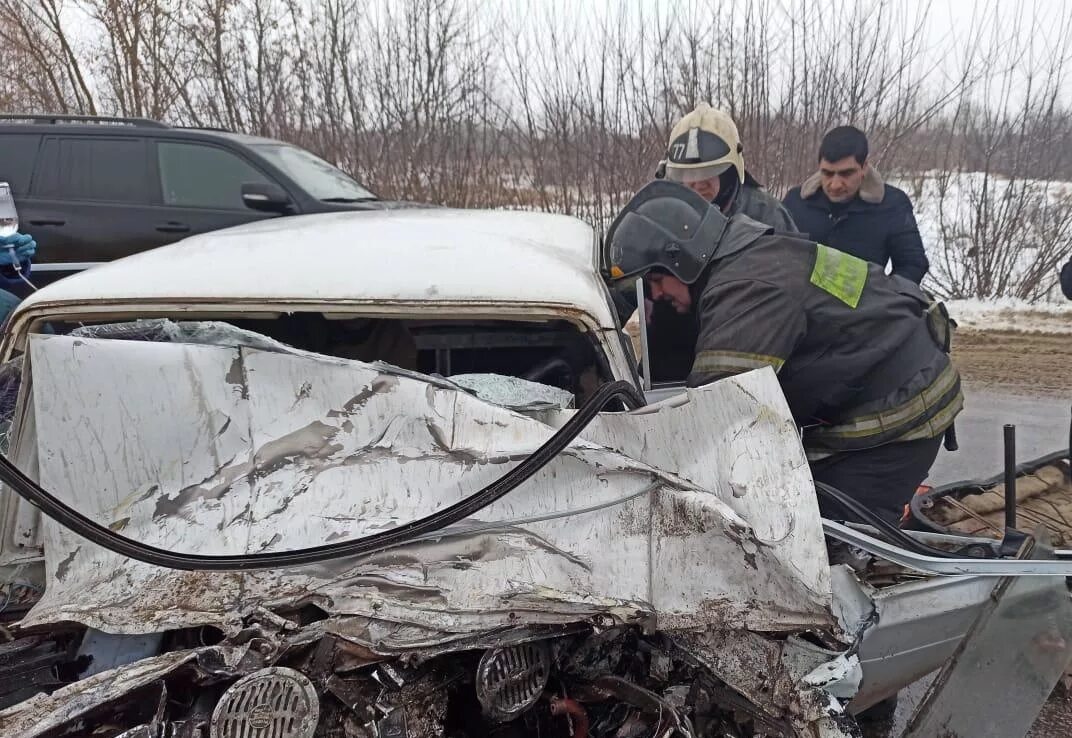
68 318 297 352
0 357 21 454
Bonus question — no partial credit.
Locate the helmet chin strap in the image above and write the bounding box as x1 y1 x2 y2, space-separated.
712 170 740 213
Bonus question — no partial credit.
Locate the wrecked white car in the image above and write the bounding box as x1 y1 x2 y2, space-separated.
0 209 1068 738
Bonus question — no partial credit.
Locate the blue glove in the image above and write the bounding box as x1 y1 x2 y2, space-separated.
0 233 35 283
0 233 35 264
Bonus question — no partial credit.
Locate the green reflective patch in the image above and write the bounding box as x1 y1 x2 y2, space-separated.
810 244 868 308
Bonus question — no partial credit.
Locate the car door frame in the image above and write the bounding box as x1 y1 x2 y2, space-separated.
147 136 304 219
25 132 156 272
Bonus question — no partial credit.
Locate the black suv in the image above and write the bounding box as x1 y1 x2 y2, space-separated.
0 114 391 293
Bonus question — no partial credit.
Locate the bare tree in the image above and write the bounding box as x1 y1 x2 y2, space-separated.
924 2 1072 301
0 0 98 113
1 0 1071 300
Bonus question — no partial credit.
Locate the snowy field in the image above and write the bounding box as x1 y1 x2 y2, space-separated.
946 298 1072 333
892 171 1072 305
509 170 1072 323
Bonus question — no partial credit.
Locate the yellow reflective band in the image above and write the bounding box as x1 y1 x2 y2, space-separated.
692 350 785 377
811 362 960 440
895 387 965 442
810 244 868 308
805 387 963 457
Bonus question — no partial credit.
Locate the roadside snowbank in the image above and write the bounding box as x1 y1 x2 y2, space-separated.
946 298 1072 334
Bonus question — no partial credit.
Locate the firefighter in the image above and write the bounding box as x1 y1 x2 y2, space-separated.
634 104 797 381
605 180 962 521
657 103 796 231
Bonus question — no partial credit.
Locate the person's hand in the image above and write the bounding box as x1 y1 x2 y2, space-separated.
0 233 36 266
0 232 35 284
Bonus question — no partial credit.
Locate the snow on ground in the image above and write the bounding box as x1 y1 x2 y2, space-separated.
946 297 1072 334
891 171 1072 304
502 169 1072 319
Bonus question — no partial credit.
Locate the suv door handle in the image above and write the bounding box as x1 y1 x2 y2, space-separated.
29 218 65 226
155 221 191 233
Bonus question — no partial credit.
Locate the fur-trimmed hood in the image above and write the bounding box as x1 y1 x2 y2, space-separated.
800 165 886 204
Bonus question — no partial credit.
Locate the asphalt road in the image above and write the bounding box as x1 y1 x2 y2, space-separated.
928 384 1070 486
863 383 1072 738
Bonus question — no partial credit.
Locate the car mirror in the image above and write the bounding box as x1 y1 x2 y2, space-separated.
241 182 292 214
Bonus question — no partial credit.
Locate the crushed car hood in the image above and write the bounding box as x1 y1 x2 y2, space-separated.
19 333 833 638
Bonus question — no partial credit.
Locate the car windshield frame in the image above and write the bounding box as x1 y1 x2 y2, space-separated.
252 143 377 202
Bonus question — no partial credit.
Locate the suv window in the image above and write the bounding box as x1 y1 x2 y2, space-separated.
0 134 42 196
33 137 149 203
158 142 271 209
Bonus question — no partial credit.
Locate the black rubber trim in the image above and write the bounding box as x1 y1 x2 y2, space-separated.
815 480 960 559
909 449 1069 533
0 380 645 571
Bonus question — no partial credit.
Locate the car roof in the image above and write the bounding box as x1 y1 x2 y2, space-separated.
0 119 285 147
184 129 284 146
16 209 617 328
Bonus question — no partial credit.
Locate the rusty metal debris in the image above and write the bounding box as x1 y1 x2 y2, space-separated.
913 452 1072 544
0 617 861 737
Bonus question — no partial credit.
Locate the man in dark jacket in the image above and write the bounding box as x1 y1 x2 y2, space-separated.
606 181 962 521
783 126 929 283
630 104 797 381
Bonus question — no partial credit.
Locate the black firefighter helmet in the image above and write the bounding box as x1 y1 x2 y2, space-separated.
604 180 729 285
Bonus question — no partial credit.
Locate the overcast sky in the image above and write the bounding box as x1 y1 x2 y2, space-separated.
518 0 1072 105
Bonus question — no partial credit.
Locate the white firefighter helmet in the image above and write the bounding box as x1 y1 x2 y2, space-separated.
662 103 745 186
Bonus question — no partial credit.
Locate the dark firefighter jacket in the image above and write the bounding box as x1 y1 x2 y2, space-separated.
732 172 798 233
782 167 930 284
687 215 962 457
621 173 798 382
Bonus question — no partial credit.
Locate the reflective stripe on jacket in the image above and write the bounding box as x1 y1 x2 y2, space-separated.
686 223 962 455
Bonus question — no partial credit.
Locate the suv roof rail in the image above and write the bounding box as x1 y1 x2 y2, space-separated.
0 113 170 128
177 125 233 133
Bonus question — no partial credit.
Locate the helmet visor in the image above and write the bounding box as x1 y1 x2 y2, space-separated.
606 210 669 281
664 161 732 184
604 181 729 285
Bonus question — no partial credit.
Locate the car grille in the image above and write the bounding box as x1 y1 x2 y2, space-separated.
475 641 552 721
210 667 319 738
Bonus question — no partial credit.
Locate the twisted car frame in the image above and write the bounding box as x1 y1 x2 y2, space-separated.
0 209 1068 738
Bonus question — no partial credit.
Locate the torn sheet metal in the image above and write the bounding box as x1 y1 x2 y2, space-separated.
842 566 998 712
23 333 832 637
566 372 832 627
668 629 862 737
0 615 856 738
802 654 863 700
903 529 1072 738
0 644 259 738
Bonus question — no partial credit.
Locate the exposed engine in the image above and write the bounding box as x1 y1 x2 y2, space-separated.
3 624 830 738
